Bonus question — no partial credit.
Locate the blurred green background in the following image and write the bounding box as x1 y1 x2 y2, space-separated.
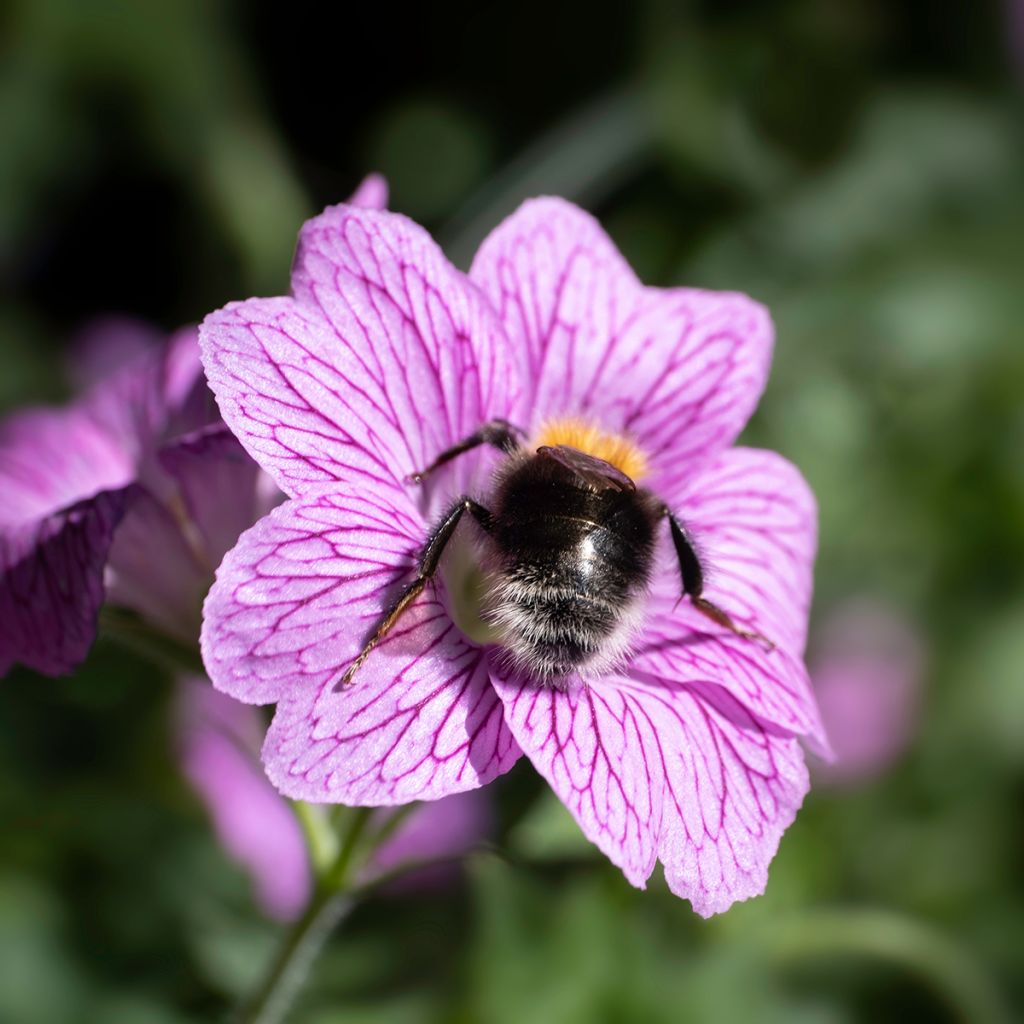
2 1 1022 1021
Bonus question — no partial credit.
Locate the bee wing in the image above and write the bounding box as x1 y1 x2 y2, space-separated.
537 444 636 492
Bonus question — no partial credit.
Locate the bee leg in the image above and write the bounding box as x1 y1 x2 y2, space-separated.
334 497 493 689
662 507 775 652
406 419 525 484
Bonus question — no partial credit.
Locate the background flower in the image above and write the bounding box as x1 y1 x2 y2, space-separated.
811 599 925 786
0 178 388 677
0 325 215 675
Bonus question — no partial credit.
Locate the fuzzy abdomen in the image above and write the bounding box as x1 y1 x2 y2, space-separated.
483 477 659 680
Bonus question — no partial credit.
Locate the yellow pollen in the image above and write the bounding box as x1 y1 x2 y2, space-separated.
531 417 649 482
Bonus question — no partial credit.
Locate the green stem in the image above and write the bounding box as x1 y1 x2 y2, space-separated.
291 803 338 876
362 801 420 853
233 885 353 1024
766 909 1011 1024
234 808 475 1024
233 808 373 1024
322 807 375 889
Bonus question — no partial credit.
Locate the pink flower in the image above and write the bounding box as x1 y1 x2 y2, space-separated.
0 178 386 677
0 324 226 674
199 197 826 916
178 677 488 918
811 600 924 786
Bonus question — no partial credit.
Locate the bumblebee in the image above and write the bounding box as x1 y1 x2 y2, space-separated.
339 417 771 688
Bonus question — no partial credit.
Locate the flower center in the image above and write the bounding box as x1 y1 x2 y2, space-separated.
531 417 649 481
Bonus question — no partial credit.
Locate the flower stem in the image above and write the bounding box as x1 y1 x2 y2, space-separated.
323 807 375 889
232 807 375 1024
291 802 338 876
233 885 353 1024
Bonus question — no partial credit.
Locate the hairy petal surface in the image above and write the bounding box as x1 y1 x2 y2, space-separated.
489 670 664 887
630 677 810 917
202 489 520 802
201 206 518 511
0 490 126 675
470 198 771 474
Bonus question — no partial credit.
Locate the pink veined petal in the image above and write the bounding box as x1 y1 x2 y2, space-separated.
470 197 772 473
201 488 521 802
348 173 389 211
492 669 809 916
0 490 127 676
177 678 311 920
158 424 271 569
489 668 664 888
200 206 520 512
631 447 828 752
627 676 810 918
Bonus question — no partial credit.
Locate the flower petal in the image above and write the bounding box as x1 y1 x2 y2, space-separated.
177 678 310 920
630 677 810 917
470 197 771 474
0 490 126 676
489 669 664 888
200 206 518 508
647 446 815 651
159 424 271 569
632 447 825 749
0 405 134 526
348 173 389 211
161 326 218 439
105 484 209 643
669 447 817 652
811 600 924 785
201 489 520 801
493 672 808 915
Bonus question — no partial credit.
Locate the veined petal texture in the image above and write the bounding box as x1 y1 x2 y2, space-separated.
470 197 772 488
202 488 520 802
200 206 520 512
